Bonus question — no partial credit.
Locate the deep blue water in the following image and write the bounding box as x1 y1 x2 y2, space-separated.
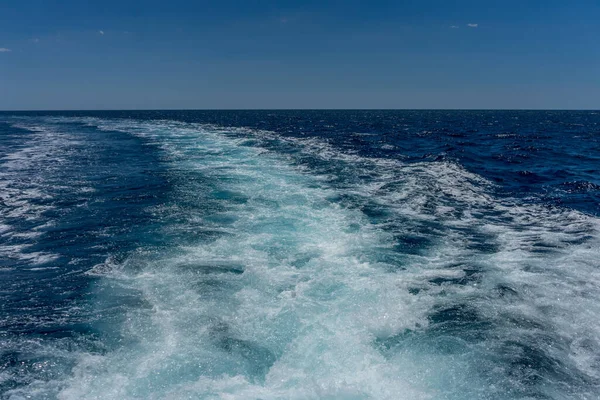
1 110 599 399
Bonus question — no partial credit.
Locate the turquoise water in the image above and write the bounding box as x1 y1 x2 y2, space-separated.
1 111 600 399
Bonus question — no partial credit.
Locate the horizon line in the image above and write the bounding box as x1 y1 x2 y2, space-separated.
1 108 599 112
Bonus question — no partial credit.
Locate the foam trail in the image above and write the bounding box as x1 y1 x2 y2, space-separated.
51 120 441 399
0 124 75 266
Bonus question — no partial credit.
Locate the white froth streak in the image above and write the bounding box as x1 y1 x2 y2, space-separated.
0 122 81 266
50 119 448 399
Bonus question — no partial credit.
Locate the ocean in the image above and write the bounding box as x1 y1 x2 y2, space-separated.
1 110 599 399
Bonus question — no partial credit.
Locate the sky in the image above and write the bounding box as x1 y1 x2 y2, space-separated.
0 0 599 110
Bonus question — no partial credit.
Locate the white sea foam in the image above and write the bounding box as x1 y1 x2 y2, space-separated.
0 122 81 270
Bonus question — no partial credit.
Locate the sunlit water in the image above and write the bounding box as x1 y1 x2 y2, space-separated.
1 111 599 399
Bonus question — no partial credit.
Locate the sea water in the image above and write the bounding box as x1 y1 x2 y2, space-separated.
1 110 599 399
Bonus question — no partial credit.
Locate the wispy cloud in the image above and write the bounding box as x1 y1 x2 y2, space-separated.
98 30 105 35
467 23 478 28
30 38 40 43
0 48 11 52
450 25 459 29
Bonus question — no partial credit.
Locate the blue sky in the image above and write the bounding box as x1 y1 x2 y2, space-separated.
1 0 599 110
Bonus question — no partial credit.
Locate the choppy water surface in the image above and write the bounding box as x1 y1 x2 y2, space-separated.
1 110 599 399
